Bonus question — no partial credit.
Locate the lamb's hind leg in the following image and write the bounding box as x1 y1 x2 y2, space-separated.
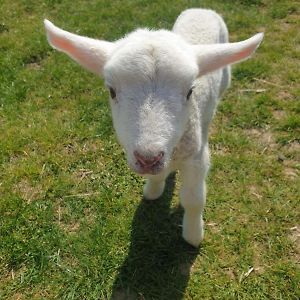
179 146 209 247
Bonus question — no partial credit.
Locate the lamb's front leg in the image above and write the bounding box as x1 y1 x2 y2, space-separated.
180 147 209 247
143 171 169 200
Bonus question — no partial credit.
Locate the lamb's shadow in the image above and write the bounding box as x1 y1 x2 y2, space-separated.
111 173 199 300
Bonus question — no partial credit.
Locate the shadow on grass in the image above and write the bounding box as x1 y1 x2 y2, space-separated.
111 173 199 300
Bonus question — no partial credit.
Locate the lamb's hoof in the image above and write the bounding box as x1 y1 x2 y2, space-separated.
182 218 204 248
143 180 165 200
182 229 203 248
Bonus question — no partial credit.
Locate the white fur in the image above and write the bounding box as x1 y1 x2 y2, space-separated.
44 9 263 247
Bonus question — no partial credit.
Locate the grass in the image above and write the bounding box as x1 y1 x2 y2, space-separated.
0 0 299 299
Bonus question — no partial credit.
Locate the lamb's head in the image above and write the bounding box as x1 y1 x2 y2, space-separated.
103 30 199 174
44 20 263 175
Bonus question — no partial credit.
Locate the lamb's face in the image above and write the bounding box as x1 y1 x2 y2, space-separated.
103 33 198 175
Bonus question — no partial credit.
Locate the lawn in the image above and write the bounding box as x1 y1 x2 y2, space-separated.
0 0 299 299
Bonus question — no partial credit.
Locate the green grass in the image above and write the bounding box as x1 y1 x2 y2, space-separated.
0 0 299 299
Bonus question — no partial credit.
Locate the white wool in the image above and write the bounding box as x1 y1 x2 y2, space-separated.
45 9 263 247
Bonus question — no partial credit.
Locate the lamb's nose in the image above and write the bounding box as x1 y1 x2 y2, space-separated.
134 151 164 168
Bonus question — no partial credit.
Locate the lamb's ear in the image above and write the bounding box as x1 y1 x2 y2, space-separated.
44 19 115 75
193 33 264 77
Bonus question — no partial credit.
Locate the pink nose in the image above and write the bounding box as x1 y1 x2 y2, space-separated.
134 151 164 168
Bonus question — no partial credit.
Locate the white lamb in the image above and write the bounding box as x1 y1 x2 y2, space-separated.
44 9 263 247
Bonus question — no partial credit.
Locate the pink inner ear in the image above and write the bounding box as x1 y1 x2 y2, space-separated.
217 45 256 69
49 34 96 71
231 46 255 63
51 35 76 54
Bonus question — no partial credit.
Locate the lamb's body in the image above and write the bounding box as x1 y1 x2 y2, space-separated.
143 10 232 246
44 9 263 247
172 9 231 164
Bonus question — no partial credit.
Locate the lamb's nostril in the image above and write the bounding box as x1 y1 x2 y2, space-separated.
134 151 164 167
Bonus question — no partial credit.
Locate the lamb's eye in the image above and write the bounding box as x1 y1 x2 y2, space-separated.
186 87 193 101
109 87 116 99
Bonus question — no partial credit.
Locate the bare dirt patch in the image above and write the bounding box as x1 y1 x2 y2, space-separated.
10 293 24 300
26 62 41 70
283 167 299 179
211 144 230 156
277 90 293 100
283 141 300 159
245 128 278 150
224 268 236 280
0 265 28 291
252 242 266 275
272 110 287 120
289 226 300 264
16 179 44 203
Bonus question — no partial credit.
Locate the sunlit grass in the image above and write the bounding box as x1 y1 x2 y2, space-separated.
0 0 299 299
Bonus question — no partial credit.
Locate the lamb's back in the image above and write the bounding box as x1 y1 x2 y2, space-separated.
172 9 229 45
171 9 231 163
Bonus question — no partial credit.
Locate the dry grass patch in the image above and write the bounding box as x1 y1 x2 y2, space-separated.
249 185 263 200
53 200 80 234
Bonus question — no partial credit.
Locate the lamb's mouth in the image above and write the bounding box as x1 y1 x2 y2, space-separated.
130 161 165 175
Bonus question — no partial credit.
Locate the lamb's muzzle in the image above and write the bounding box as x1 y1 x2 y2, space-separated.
134 151 165 175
